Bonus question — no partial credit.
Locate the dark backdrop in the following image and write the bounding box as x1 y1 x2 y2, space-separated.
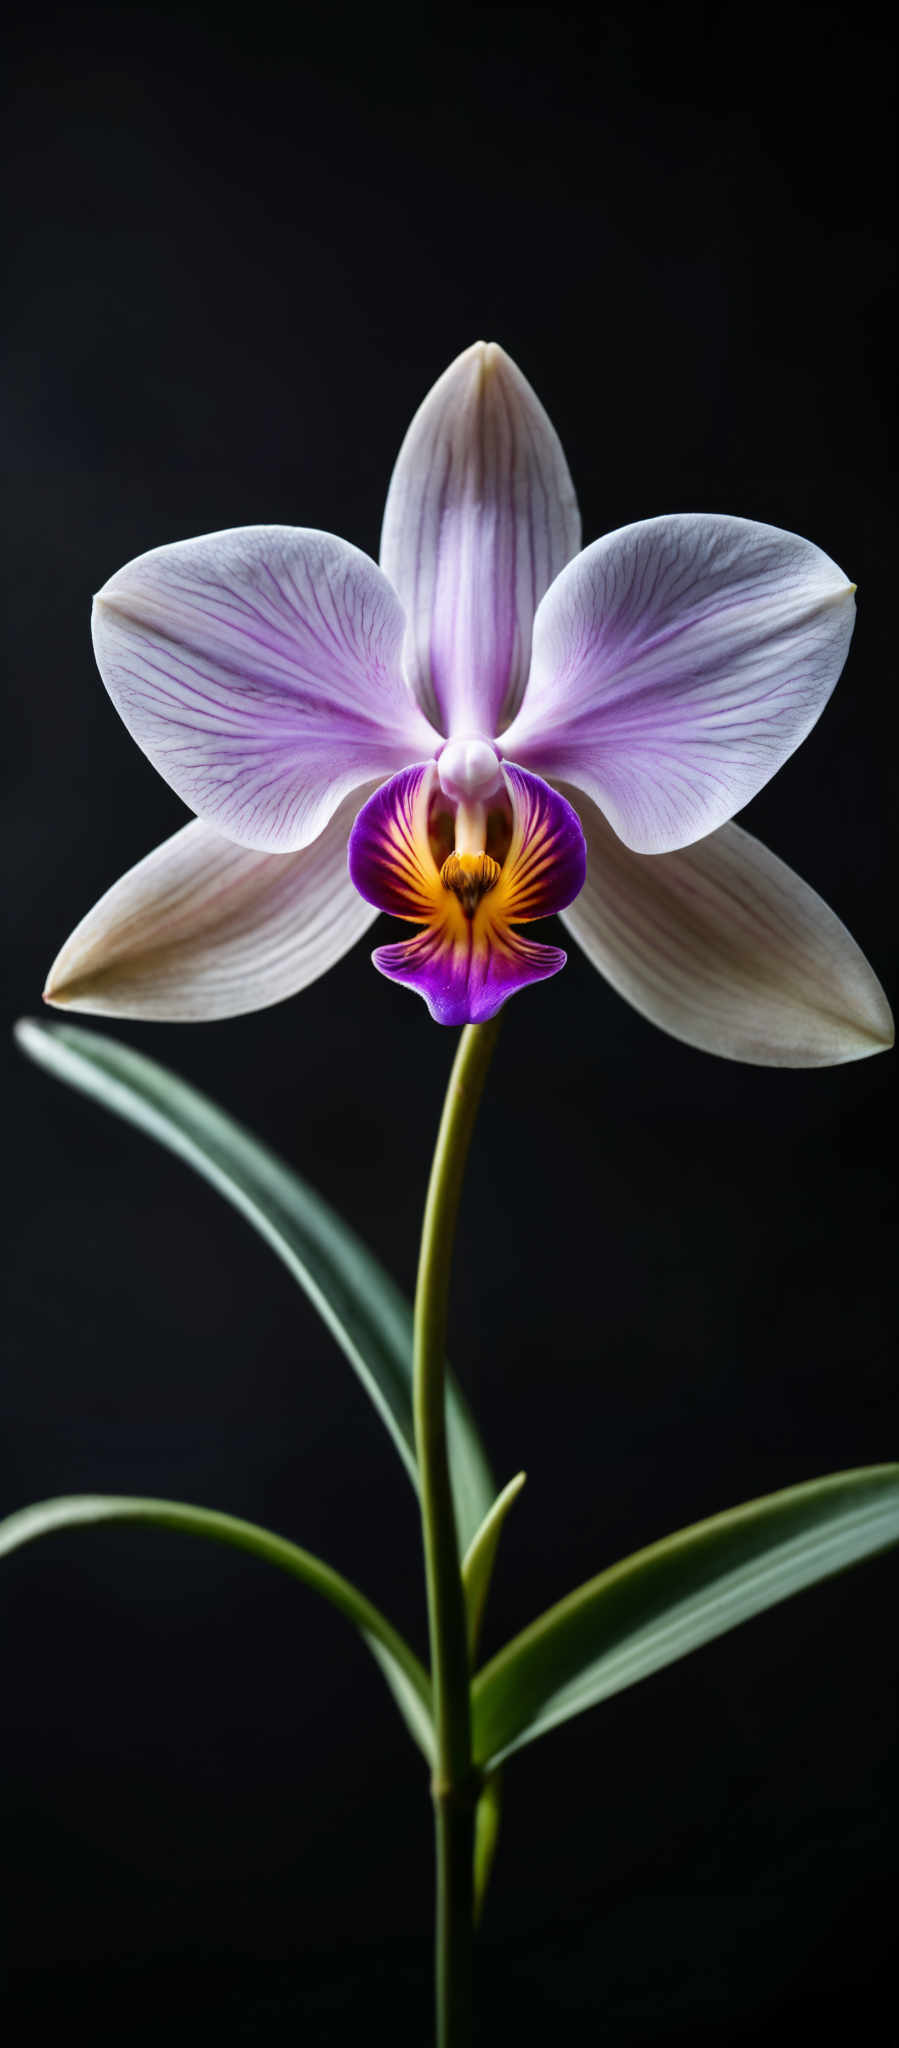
2 7 895 2042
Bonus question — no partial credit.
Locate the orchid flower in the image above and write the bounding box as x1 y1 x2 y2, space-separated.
45 343 891 1063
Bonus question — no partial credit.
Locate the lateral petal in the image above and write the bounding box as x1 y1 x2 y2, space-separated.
92 526 439 853
43 788 377 1021
560 787 893 1066
503 514 855 853
380 341 580 737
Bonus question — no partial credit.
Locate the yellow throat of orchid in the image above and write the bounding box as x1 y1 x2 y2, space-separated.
437 792 503 917
439 850 502 917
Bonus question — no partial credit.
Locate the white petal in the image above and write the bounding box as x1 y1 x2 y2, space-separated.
560 788 893 1066
504 514 856 853
92 526 438 852
380 340 580 736
43 789 377 1022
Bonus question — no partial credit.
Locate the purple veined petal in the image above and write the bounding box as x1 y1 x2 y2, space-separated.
348 761 585 1025
503 514 856 854
558 785 894 1066
42 786 378 1022
380 341 581 739
92 526 440 853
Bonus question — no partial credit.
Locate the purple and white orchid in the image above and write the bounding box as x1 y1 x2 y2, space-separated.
45 341 891 1063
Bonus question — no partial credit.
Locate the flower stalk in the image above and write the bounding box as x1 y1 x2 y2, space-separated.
413 1015 502 2044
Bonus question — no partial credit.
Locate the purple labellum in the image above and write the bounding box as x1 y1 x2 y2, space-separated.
349 764 586 1024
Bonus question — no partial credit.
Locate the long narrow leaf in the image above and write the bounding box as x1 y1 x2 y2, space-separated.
0 1493 434 1760
461 1472 526 1661
471 1465 899 1766
15 1019 494 1552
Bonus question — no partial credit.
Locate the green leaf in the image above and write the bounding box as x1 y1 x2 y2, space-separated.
15 1018 494 1553
0 1493 434 1760
472 1769 502 1926
471 1465 899 1767
461 1472 526 1662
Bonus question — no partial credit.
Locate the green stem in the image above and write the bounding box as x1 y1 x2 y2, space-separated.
414 1017 502 2046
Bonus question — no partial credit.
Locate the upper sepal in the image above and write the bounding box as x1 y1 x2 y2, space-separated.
380 341 581 738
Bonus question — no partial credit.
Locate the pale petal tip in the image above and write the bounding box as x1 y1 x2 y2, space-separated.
447 339 496 391
43 940 91 1010
819 577 856 610
754 953 893 1066
453 338 514 385
42 967 72 1009
863 994 894 1054
840 960 894 1060
92 585 129 625
480 339 524 383
93 569 125 605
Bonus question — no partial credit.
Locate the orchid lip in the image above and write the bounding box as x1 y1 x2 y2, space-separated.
348 762 587 1026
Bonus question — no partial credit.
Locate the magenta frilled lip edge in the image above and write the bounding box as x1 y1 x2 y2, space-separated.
43 341 892 1066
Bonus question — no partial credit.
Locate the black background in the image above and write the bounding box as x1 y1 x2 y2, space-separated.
2 7 895 2042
